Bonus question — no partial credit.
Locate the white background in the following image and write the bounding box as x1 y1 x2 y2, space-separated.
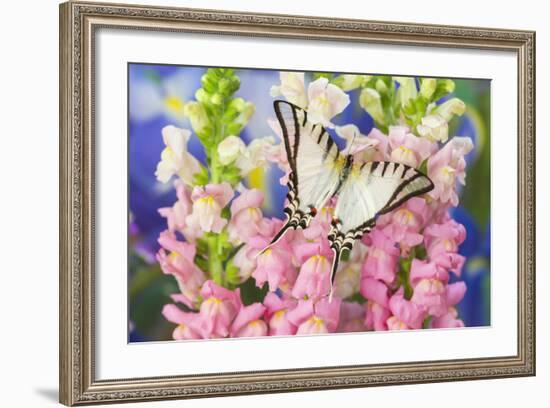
0 0 546 406
96 28 517 379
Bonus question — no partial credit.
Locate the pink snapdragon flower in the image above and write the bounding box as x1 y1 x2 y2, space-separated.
156 230 205 307
431 282 467 328
333 244 367 299
232 244 258 283
158 180 201 242
194 281 242 338
292 239 334 299
361 229 400 284
424 218 466 276
287 298 342 334
337 302 366 333
340 127 390 164
379 197 429 254
428 136 474 206
263 292 298 336
388 126 435 168
158 180 191 232
248 219 297 293
303 205 334 241
230 303 268 337
162 304 201 340
228 188 266 243
410 259 449 317
387 288 426 330
186 182 233 233
361 277 391 331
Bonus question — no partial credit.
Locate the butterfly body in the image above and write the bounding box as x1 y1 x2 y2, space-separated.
264 100 434 300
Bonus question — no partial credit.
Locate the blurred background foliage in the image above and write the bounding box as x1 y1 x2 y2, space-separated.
128 64 491 341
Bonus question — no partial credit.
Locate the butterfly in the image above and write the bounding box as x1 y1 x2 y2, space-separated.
260 100 435 301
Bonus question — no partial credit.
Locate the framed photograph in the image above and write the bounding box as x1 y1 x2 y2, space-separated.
59 1 535 405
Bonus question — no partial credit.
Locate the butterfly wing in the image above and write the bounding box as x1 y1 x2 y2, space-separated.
266 101 344 247
328 161 434 294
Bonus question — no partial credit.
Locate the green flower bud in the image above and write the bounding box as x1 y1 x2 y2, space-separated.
394 76 418 107
338 74 370 91
195 88 209 104
235 102 255 127
229 97 246 112
420 78 437 99
435 97 466 121
375 78 389 94
439 79 455 94
359 87 386 125
217 78 231 94
210 93 223 106
183 101 210 134
200 74 217 93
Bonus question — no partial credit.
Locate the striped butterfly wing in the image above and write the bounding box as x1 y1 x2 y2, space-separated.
328 161 434 291
266 100 344 247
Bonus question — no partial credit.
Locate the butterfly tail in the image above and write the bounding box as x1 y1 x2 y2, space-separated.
254 221 295 259
328 247 342 303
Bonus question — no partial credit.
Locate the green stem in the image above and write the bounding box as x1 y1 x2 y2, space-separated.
210 147 221 183
207 234 224 285
209 107 226 184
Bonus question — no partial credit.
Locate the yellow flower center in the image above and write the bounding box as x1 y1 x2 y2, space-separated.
443 239 454 251
309 316 324 327
198 196 215 206
440 166 456 183
394 208 414 224
164 95 185 116
316 95 329 107
398 145 413 155
273 310 286 319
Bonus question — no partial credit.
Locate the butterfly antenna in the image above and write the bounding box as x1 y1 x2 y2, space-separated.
348 130 358 154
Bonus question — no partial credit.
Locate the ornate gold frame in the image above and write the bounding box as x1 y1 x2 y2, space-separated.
59 1 536 405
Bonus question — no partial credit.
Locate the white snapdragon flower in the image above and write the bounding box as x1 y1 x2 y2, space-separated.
155 125 201 185
435 97 466 121
339 74 371 91
217 135 276 177
271 74 350 128
270 72 307 108
307 77 350 128
394 76 418 107
217 135 247 165
417 114 449 143
359 87 385 125
236 136 276 176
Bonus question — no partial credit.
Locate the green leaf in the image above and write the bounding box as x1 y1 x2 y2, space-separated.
192 164 210 186
237 277 269 306
225 260 242 286
422 315 433 329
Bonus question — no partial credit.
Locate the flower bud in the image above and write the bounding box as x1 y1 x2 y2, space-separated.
417 114 449 143
217 135 246 165
359 88 385 125
420 78 437 99
435 98 466 121
183 101 209 134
